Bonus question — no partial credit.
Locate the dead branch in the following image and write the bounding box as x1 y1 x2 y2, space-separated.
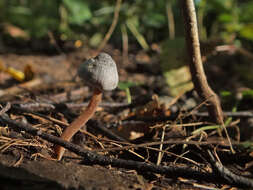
181 0 224 125
208 150 253 187
181 0 236 153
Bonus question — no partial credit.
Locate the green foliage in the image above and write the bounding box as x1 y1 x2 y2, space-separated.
192 114 233 135
0 0 169 43
1 0 253 46
239 24 253 41
2 0 60 38
62 0 91 25
196 0 253 43
239 141 253 151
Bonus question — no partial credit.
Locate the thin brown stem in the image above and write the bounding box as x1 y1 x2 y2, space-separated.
181 0 234 153
54 88 102 160
166 0 175 39
181 0 224 125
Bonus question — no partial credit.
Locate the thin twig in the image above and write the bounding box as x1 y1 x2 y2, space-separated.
166 0 175 39
208 150 253 188
181 0 224 124
12 101 130 112
194 111 253 118
0 102 11 115
181 0 234 153
156 126 165 165
96 139 235 152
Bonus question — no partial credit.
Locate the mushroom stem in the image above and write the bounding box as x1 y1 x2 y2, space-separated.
54 88 102 160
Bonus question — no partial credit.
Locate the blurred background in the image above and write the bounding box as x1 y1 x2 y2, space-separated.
1 0 253 50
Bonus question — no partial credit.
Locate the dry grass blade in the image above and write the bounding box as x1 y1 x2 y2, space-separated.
109 141 147 161
0 136 46 153
156 126 165 166
0 102 11 115
95 139 233 152
13 153 24 167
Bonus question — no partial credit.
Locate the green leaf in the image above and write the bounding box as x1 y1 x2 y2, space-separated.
218 13 233 23
220 90 232 97
192 125 221 135
126 18 149 50
63 0 92 25
89 33 103 47
118 81 137 90
239 141 253 151
242 89 253 98
143 13 166 28
118 81 138 104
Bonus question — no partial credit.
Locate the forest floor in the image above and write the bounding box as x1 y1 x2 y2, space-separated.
0 44 253 190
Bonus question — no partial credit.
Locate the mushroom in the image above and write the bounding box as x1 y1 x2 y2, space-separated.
54 52 119 160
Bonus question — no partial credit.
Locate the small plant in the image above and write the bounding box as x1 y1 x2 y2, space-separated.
118 81 139 104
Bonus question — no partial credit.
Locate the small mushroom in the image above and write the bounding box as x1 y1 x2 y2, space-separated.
54 53 118 160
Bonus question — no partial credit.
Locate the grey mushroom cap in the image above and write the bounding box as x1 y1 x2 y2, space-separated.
78 53 119 91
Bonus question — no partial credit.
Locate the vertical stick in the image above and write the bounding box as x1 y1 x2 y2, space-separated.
181 0 223 125
181 0 234 153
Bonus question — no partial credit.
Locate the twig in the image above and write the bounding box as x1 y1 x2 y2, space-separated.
0 102 11 115
194 111 253 118
215 45 253 61
181 0 234 153
87 120 127 142
94 139 233 152
181 0 224 125
12 101 130 112
65 102 130 109
156 126 165 165
166 0 175 39
96 0 122 53
208 150 253 188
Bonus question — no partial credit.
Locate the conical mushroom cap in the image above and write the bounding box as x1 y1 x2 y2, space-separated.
78 53 119 91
